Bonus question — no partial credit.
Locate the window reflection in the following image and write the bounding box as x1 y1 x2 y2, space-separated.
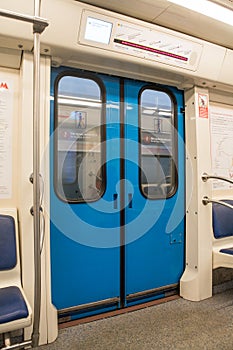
55 75 105 202
140 88 176 199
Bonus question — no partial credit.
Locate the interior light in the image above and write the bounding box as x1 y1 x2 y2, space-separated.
106 103 119 109
167 0 233 26
58 98 101 108
143 109 156 115
50 95 101 108
158 111 172 116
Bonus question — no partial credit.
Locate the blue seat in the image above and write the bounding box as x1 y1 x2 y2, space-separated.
219 247 233 255
212 200 233 239
212 200 233 269
0 214 17 270
0 287 28 324
0 209 32 334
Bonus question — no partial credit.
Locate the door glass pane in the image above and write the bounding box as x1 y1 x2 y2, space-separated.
139 88 177 199
55 75 105 202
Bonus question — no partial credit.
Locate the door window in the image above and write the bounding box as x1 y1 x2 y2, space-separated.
54 74 106 202
139 88 177 199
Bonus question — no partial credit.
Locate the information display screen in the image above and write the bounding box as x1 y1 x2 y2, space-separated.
79 10 203 71
84 17 113 44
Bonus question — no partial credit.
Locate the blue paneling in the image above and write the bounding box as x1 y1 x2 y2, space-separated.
50 68 185 316
50 68 121 311
124 80 185 301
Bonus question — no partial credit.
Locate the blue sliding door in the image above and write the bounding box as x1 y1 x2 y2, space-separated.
50 67 185 319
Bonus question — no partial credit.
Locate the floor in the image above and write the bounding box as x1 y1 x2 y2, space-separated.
34 284 233 350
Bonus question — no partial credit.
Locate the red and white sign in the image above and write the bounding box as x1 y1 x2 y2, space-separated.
198 93 209 119
0 82 9 90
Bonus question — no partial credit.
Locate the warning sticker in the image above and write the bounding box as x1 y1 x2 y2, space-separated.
198 93 209 119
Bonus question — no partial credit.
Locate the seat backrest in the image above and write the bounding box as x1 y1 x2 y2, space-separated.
0 208 21 288
212 200 233 239
0 214 17 270
0 208 32 333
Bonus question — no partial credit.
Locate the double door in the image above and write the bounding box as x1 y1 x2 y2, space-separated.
50 68 185 319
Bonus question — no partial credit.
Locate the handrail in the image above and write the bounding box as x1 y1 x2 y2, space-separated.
202 196 233 210
201 172 233 185
31 1 42 347
0 2 48 348
0 8 48 34
29 173 45 254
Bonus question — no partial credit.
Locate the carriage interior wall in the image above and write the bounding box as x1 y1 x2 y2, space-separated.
1 0 233 347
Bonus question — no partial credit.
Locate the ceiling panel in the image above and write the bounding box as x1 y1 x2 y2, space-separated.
77 0 170 22
76 0 233 50
154 4 233 49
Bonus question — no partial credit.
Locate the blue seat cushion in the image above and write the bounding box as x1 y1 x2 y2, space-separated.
220 247 233 255
0 286 28 324
0 214 17 270
212 200 233 239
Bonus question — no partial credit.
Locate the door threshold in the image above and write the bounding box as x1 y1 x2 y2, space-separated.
59 294 179 329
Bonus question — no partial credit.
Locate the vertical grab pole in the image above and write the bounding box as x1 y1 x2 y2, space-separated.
31 0 42 347
0 4 48 348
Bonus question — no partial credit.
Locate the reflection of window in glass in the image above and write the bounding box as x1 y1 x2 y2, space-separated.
55 75 105 202
139 88 177 199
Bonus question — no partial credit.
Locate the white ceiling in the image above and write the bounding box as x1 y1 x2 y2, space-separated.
77 0 233 50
